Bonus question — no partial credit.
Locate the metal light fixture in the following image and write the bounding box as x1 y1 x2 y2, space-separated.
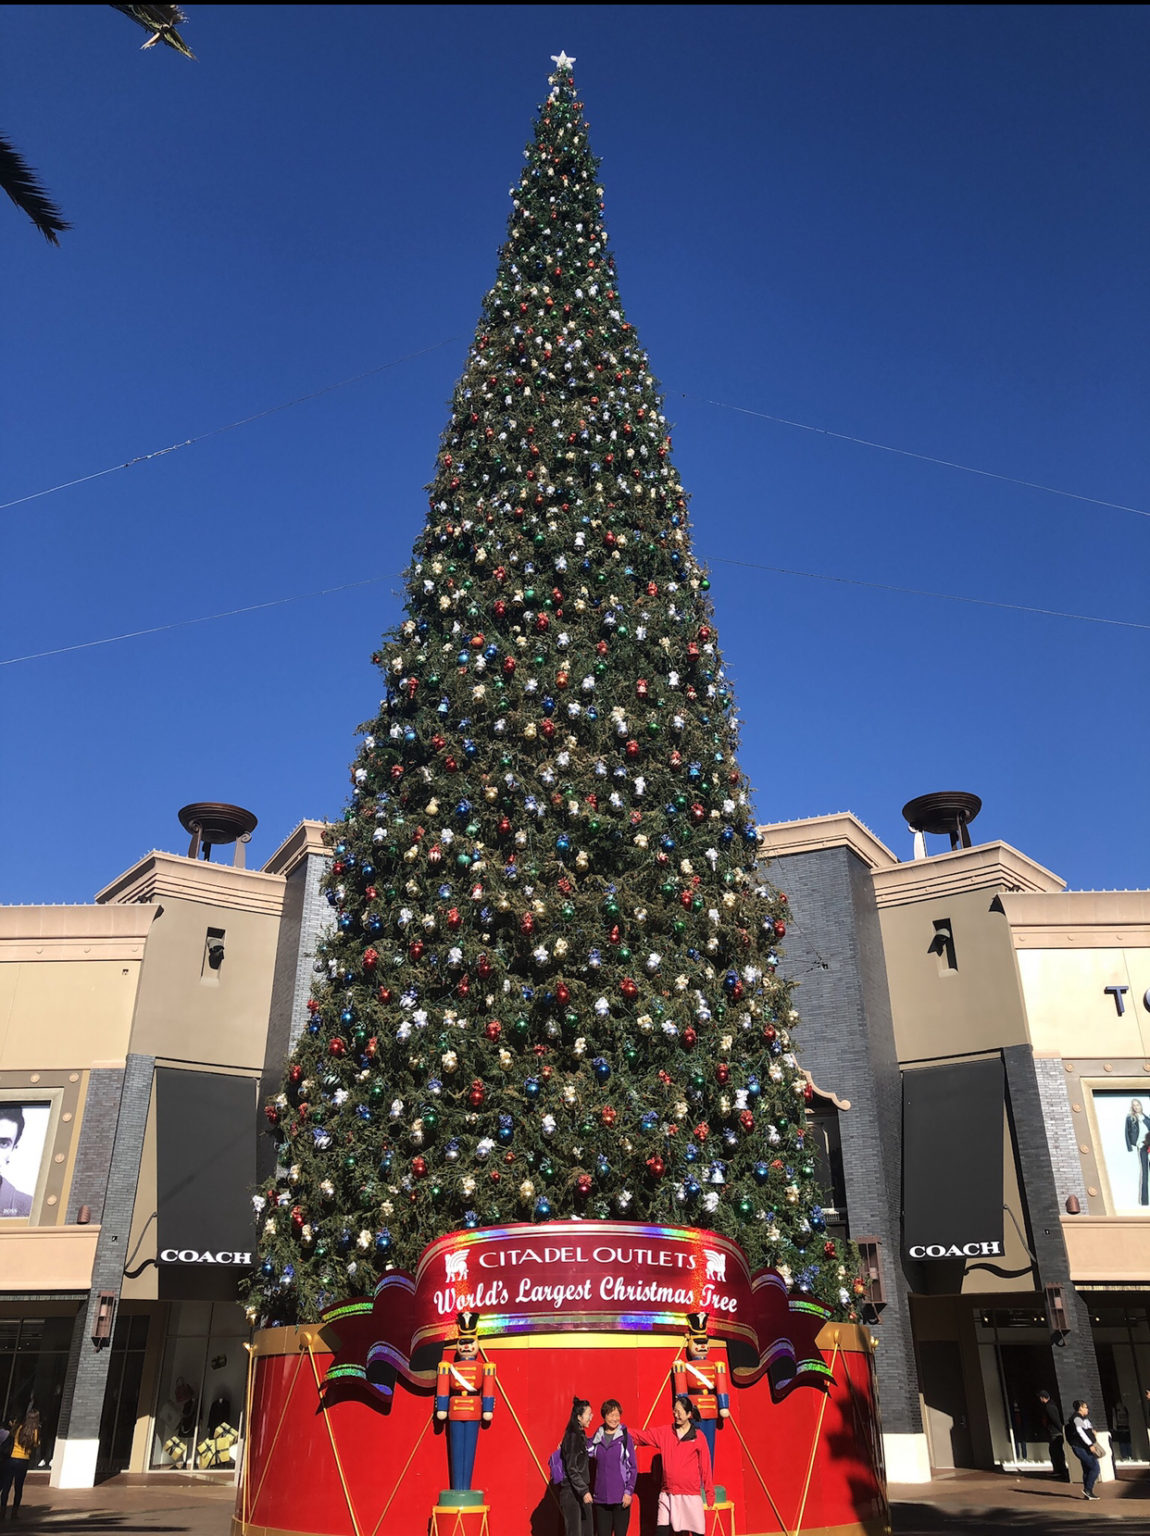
91 1291 118 1349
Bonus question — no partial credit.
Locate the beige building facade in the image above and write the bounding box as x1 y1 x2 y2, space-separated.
0 820 329 1487
762 812 1150 1479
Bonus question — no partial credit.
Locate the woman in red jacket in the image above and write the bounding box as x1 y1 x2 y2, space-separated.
631 1395 715 1536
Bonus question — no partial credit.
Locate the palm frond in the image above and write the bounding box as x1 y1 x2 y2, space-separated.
0 135 69 245
110 4 195 60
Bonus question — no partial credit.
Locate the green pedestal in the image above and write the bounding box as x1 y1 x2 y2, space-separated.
438 1489 485 1507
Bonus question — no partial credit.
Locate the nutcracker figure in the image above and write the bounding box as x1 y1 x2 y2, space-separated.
671 1311 729 1463
434 1311 496 1494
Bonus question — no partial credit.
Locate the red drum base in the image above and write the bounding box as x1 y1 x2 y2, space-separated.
234 1323 888 1536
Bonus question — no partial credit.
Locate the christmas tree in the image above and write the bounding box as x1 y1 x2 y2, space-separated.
251 54 854 1326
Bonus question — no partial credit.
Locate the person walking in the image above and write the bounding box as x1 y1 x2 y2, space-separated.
558 1397 594 1536
631 1394 715 1536
1066 1399 1102 1501
1037 1390 1069 1482
0 1404 40 1519
589 1398 637 1536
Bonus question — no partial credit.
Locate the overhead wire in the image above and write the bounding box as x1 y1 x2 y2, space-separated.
2 348 1147 665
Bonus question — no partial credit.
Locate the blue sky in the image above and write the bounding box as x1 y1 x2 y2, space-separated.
2 4 1147 903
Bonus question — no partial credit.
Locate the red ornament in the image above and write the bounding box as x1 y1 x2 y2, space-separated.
431 734 446 751
774 919 787 937
447 907 462 930
428 845 444 866
556 671 569 690
409 940 425 961
498 817 512 837
263 1104 280 1126
689 802 706 824
456 975 470 998
412 1156 428 1178
468 1079 486 1108
470 632 485 650
489 1169 501 1183
803 1080 814 1103
694 1122 710 1141
307 998 321 1015
444 757 458 773
657 1070 672 1087
624 739 640 760
645 1155 666 1180
289 1064 303 1085
363 947 379 970
620 978 638 1001
377 986 393 1004
484 1019 503 1043
328 1038 347 1057
764 1025 777 1042
477 953 494 979
739 1109 755 1132
494 599 507 618
556 982 570 1005
366 1036 378 1058
503 656 517 675
291 1205 304 1231
541 718 555 739
824 1241 837 1258
520 912 535 935
601 1106 617 1127
608 924 621 945
716 1062 730 1085
683 1027 698 1049
636 678 649 699
575 1173 593 1197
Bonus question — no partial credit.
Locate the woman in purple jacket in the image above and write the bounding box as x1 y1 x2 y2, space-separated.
589 1399 637 1536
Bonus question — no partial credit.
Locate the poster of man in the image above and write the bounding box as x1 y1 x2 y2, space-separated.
1093 1090 1150 1212
0 1100 51 1219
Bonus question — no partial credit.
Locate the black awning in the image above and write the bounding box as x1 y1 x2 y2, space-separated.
902 1057 1005 1262
155 1069 257 1268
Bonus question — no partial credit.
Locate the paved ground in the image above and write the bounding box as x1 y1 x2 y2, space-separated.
5 1467 1150 1534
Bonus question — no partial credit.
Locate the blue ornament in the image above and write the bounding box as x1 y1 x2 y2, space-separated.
361 863 375 882
810 1205 826 1232
379 1150 393 1171
336 1228 352 1253
463 738 478 757
463 1209 480 1229
307 1019 320 1036
641 1110 658 1132
340 1008 355 1026
586 707 599 721
356 1105 371 1121
335 842 348 857
497 1115 514 1146
281 1264 295 1284
588 948 602 969
596 1154 611 1176
484 644 499 661
524 1077 541 1100
592 1057 611 1085
375 1229 392 1254
722 972 738 994
684 1177 701 1200
556 833 571 853
260 1258 276 1277
747 1075 761 1099
521 986 535 1002
684 1142 700 1164
660 835 676 853
367 914 383 934
455 799 472 817
687 762 702 782
753 1161 770 1184
437 698 450 715
534 1197 552 1221
337 913 353 931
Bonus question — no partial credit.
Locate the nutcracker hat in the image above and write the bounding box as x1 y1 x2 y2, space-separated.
686 1312 710 1342
456 1310 480 1338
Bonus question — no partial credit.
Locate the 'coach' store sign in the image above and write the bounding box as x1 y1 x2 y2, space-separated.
902 1057 1005 1263
155 1069 257 1275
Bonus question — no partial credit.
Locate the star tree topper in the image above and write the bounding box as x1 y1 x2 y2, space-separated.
550 51 576 70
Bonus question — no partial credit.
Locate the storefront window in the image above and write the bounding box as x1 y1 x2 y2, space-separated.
1083 1295 1150 1463
0 1315 73 1467
149 1301 250 1471
975 1307 1059 1468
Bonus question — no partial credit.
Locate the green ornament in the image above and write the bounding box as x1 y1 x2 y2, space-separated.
540 1159 556 1184
623 1043 638 1067
513 1017 530 1040
737 1196 754 1219
646 721 661 738
673 919 686 937
701 578 711 591
422 1108 439 1131
564 1011 579 1028
344 1154 357 1172
618 946 631 962
561 902 575 920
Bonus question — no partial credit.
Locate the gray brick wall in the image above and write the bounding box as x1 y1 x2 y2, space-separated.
66 1066 125 1224
1033 1056 1090 1212
260 849 330 1181
1002 1044 1103 1415
56 1053 155 1448
769 845 924 1436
